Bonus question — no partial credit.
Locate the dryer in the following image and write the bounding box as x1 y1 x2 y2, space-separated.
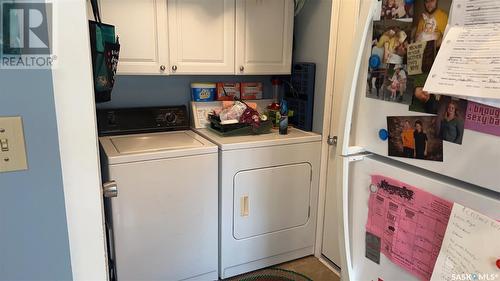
195 127 322 279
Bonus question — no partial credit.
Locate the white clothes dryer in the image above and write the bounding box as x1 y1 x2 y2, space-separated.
195 127 322 279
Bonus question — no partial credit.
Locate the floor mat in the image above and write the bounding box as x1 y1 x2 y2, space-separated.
230 268 313 281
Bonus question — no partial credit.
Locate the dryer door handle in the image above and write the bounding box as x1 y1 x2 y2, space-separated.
240 196 249 217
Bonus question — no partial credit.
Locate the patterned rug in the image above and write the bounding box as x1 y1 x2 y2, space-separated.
229 268 313 281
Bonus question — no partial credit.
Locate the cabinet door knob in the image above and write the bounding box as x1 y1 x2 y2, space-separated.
172 65 178 71
160 65 166 71
239 66 244 72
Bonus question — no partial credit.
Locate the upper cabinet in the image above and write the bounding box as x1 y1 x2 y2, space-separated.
98 0 169 75
235 0 294 75
167 0 235 74
96 0 294 75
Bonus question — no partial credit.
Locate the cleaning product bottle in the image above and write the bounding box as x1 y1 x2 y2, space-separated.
268 79 282 127
279 99 288 135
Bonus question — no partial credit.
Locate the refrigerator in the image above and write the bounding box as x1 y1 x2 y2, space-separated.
331 1 500 280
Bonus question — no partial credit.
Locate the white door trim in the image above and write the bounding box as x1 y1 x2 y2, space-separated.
51 0 108 280
313 0 342 258
315 0 361 263
318 0 379 280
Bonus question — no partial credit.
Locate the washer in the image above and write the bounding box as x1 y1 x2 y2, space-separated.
98 107 219 281
195 127 321 279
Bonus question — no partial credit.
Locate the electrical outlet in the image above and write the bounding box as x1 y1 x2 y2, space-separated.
0 116 28 173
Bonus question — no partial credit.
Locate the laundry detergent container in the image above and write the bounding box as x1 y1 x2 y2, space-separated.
191 83 216 102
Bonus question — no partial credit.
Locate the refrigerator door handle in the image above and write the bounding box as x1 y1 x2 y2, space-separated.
338 156 355 281
336 1 379 157
335 1 379 280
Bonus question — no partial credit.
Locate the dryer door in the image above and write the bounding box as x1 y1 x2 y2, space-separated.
233 163 312 239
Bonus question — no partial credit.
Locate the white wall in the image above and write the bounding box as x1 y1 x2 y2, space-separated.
293 0 333 133
52 0 108 280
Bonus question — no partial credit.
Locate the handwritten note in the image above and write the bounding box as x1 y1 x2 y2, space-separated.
430 203 500 281
366 175 453 281
407 42 427 75
424 25 500 100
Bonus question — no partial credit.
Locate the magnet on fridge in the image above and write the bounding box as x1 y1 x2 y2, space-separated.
369 184 378 193
369 55 381 69
496 259 500 269
378 129 389 141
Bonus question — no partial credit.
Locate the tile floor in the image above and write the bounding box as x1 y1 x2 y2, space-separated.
227 256 340 281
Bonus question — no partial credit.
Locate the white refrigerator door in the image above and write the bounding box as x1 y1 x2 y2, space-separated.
345 5 500 193
342 155 500 281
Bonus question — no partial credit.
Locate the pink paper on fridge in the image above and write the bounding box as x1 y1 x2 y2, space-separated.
464 101 500 137
366 175 453 281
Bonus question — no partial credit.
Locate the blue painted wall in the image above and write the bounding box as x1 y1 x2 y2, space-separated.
293 0 332 133
96 75 274 109
0 71 72 280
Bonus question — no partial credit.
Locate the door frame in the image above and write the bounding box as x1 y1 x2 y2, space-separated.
314 0 365 277
316 0 380 280
312 0 343 261
52 0 108 280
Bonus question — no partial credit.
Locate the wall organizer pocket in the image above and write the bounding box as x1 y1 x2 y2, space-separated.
88 0 120 103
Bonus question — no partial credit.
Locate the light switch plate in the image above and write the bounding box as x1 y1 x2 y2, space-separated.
0 116 28 173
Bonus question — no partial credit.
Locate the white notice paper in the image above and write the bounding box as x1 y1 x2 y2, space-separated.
424 0 500 101
449 0 500 27
423 24 500 100
430 203 500 281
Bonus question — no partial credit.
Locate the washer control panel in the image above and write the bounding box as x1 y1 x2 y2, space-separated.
97 106 189 136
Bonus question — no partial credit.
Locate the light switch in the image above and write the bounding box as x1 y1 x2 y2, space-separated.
0 138 8 151
0 117 28 173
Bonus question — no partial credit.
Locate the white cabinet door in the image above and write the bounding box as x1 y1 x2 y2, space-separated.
167 0 235 74
99 0 168 75
235 0 294 75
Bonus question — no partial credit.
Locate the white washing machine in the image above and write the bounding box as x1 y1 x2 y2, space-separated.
98 107 219 281
195 127 322 279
